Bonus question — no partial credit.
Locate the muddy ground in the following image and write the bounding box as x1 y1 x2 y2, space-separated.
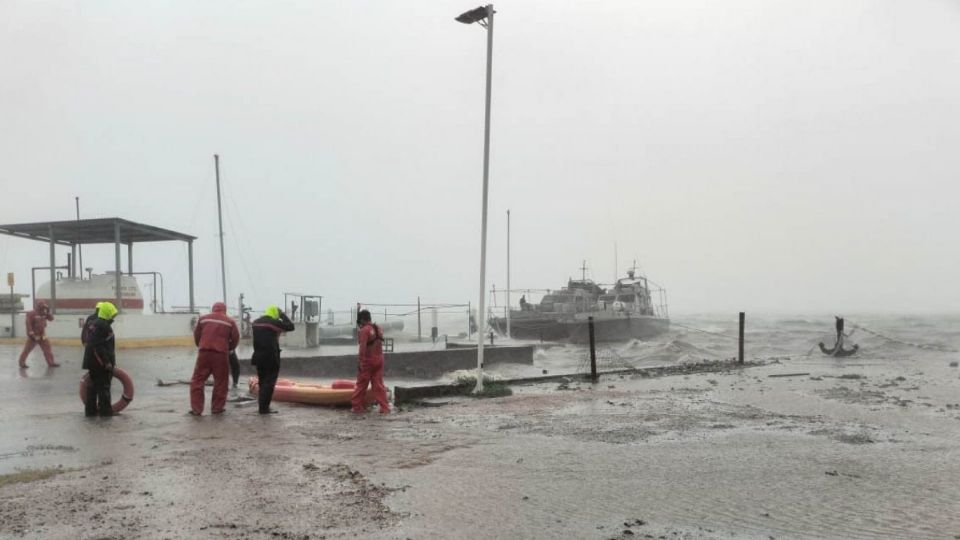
2 343 960 539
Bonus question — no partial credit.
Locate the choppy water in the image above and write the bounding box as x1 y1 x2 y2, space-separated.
673 312 960 359
385 313 960 539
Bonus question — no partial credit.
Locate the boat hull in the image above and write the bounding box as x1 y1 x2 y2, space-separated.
495 315 669 343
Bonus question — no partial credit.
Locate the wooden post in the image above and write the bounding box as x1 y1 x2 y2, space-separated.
589 316 597 382
738 312 745 364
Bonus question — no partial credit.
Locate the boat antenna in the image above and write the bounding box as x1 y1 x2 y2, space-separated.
580 260 588 281
214 154 228 307
614 242 618 283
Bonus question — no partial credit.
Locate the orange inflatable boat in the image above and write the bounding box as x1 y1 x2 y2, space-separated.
248 377 389 406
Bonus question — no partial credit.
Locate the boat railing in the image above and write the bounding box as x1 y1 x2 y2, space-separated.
652 287 669 319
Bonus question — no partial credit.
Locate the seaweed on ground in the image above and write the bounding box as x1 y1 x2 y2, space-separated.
453 374 513 398
0 467 66 489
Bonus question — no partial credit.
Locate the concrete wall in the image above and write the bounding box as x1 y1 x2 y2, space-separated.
240 345 535 379
0 312 195 347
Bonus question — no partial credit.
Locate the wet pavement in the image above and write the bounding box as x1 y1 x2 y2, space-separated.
2 319 960 539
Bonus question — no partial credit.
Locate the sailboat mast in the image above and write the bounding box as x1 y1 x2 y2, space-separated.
75 197 83 279
506 209 511 339
214 154 227 306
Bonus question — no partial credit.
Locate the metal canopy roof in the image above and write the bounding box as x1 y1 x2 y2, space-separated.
0 218 196 246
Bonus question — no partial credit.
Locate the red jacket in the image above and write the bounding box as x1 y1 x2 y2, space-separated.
358 323 384 365
25 303 53 339
194 302 239 354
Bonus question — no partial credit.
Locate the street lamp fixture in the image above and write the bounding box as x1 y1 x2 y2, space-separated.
455 6 492 26
456 4 495 394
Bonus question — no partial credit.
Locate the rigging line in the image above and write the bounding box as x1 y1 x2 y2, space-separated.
849 322 959 353
670 322 743 341
388 308 469 317
359 303 469 308
228 200 275 311
224 191 266 290
229 231 261 304
219 193 241 291
222 191 261 302
185 172 212 234
224 189 268 291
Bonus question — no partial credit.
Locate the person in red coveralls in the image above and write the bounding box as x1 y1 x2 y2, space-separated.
18 301 59 368
350 309 390 414
189 302 239 416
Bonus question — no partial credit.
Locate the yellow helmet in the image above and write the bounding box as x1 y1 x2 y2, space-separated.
98 302 118 320
264 305 280 320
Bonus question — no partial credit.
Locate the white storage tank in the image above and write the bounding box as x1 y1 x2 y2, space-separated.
35 273 144 313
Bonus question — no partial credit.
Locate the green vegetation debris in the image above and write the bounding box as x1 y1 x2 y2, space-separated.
0 467 67 489
453 374 513 398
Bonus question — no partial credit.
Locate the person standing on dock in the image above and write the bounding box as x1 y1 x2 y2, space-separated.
251 306 294 414
82 302 117 417
189 302 239 416
18 301 59 368
351 309 391 414
228 350 240 390
81 303 102 346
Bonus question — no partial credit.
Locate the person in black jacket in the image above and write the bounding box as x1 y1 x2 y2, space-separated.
80 303 101 346
251 305 294 414
82 302 118 417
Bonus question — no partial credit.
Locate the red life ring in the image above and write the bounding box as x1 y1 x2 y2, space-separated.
79 367 135 413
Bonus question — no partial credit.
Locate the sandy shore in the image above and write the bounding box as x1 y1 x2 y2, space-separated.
2 342 960 539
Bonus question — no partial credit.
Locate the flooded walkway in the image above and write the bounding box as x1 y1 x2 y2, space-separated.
1 334 959 538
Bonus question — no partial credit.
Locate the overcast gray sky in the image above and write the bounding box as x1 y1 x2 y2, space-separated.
1 0 959 315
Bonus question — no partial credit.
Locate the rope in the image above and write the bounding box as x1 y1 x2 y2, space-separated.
670 321 743 341
359 302 468 308
223 193 261 303
850 322 958 353
600 345 635 370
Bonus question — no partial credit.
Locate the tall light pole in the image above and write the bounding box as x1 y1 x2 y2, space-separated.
456 4 495 393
